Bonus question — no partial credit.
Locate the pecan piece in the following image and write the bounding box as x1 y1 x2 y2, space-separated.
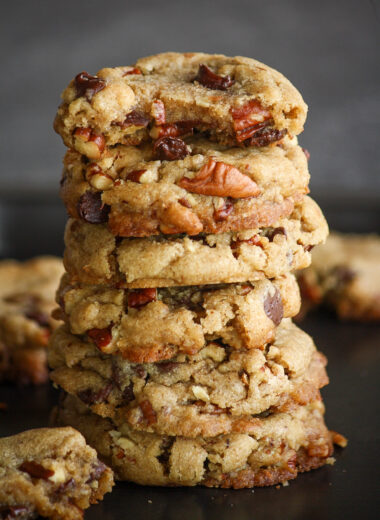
153 136 190 161
126 169 147 182
263 287 283 326
139 400 157 425
118 110 150 129
19 461 54 480
231 100 272 143
77 191 110 223
178 158 260 198
128 288 157 308
194 64 235 90
73 127 105 158
159 202 203 235
86 163 114 190
122 67 142 76
151 99 166 125
151 120 199 139
87 327 112 349
214 199 234 222
74 71 106 100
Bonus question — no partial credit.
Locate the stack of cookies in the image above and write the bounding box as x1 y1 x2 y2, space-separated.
50 52 338 488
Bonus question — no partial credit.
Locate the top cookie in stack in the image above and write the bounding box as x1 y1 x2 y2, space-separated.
51 53 335 488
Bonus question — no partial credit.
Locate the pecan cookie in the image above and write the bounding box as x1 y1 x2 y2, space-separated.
63 196 328 288
61 137 309 237
55 274 300 361
54 52 307 160
297 232 380 321
48 320 328 437
0 257 64 384
0 427 113 520
54 394 335 488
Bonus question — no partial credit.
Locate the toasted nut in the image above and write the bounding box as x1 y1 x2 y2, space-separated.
192 385 210 402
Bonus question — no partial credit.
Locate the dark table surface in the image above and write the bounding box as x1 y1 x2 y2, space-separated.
0 198 379 520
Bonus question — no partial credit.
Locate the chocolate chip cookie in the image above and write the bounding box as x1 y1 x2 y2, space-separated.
55 273 300 361
297 232 380 321
0 257 64 384
63 196 328 288
61 136 309 237
0 426 113 520
54 394 334 488
48 320 328 437
54 52 307 160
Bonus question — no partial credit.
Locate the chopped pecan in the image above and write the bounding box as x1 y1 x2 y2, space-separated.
263 288 283 326
118 110 150 129
231 100 271 142
139 400 157 425
74 71 106 100
126 169 147 182
331 431 348 448
151 99 166 125
239 284 253 295
87 327 112 349
86 163 114 190
231 235 263 258
77 191 110 223
153 136 189 161
178 197 191 208
122 67 142 76
19 461 54 480
159 202 203 235
73 128 105 155
128 288 157 308
178 158 260 198
194 64 235 90
214 199 234 221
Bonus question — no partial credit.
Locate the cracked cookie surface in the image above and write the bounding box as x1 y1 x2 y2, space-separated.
54 52 307 159
0 427 113 520
0 257 64 384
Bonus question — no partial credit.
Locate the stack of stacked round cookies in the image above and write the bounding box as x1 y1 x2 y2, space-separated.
50 53 337 488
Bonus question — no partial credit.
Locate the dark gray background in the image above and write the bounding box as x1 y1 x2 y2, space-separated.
0 0 379 202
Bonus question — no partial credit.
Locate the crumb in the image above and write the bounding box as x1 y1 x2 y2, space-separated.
282 480 289 487
326 457 336 465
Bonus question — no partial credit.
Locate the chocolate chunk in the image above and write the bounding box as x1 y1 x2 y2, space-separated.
118 110 150 129
156 361 179 373
157 438 175 476
86 460 107 484
194 64 235 90
0 505 32 520
263 288 283 326
122 382 135 404
77 383 113 405
77 191 110 224
19 461 54 480
25 310 50 328
267 227 287 242
153 136 189 161
74 72 106 100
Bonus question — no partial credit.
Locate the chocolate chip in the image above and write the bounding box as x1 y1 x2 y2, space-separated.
156 361 179 373
245 124 287 147
214 199 234 222
118 110 150 129
194 64 235 90
263 288 283 326
86 460 107 483
0 505 32 520
157 438 175 476
77 383 113 405
153 136 190 161
134 365 147 379
266 227 287 242
25 310 50 328
19 461 54 480
74 72 106 100
122 382 135 404
77 191 110 224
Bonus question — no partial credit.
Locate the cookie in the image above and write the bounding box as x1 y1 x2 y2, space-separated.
297 232 380 321
61 137 309 237
55 273 300 361
54 52 307 160
63 196 328 288
0 427 113 520
48 320 328 437
0 257 64 384
54 394 333 488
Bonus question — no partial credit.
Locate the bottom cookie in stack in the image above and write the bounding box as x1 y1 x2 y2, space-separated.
49 319 337 487
53 394 334 488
